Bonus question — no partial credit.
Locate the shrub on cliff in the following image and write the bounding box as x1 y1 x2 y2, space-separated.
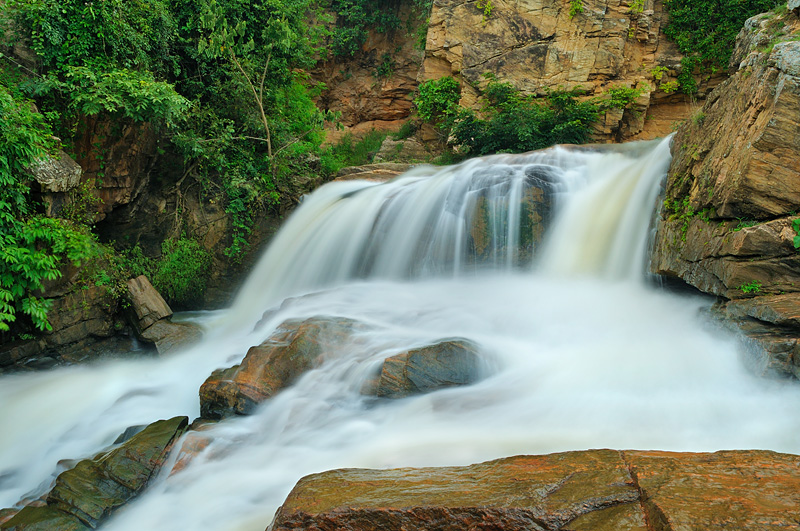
449 81 599 157
663 0 781 93
0 84 94 333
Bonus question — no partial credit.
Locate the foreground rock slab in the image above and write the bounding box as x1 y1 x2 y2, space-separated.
1 416 188 530
270 449 800 531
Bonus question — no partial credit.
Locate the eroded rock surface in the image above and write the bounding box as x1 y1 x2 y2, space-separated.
270 449 800 531
0 417 188 531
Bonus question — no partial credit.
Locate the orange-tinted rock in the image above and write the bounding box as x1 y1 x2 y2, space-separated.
270 449 800 531
200 316 359 419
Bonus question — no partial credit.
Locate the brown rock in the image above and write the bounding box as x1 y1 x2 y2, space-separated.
373 138 434 163
126 275 172 331
269 449 800 531
200 316 359 419
333 163 414 183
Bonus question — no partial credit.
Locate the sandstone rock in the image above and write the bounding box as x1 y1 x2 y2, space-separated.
126 276 173 331
373 138 433 163
270 449 800 531
652 10 800 308
333 163 414 183
43 286 120 348
1 417 187 531
363 339 484 398
421 0 698 141
27 151 82 193
200 316 359 419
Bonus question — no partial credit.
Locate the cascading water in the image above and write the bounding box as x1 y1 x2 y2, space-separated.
2 136 799 531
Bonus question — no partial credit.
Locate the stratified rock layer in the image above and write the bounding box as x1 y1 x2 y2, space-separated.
650 9 800 378
270 449 800 531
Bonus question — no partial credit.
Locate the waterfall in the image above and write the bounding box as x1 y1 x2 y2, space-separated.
2 136 800 531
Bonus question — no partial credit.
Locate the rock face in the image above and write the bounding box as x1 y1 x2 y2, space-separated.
0 417 188 531
650 9 800 377
126 276 172 330
199 316 359 419
363 339 484 398
270 449 800 531
421 0 703 141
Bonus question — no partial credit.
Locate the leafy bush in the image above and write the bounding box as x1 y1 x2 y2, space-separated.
152 238 212 306
320 130 388 174
330 0 403 57
0 84 94 331
663 0 780 93
450 82 600 156
414 76 461 123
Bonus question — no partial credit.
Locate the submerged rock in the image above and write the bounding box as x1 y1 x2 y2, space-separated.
362 339 485 399
0 416 187 530
270 449 800 531
199 316 359 419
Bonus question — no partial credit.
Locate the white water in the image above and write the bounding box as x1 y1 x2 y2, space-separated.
2 136 799 530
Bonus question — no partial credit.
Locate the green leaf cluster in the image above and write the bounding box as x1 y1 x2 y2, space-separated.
448 80 600 157
0 84 94 331
663 0 780 93
152 238 213 307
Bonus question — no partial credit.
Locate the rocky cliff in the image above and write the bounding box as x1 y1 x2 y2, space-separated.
651 7 800 378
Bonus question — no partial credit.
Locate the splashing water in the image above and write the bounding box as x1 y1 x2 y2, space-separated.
1 136 799 531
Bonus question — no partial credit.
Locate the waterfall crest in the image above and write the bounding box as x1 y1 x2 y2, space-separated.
228 136 672 328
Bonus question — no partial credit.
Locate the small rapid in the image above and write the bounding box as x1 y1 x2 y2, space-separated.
1 136 798 531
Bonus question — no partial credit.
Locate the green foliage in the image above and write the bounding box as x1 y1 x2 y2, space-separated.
569 0 584 18
476 0 494 22
320 130 388 174
330 0 403 57
4 0 177 73
792 218 800 249
450 81 600 157
600 84 645 110
733 218 758 231
393 120 419 140
373 53 395 80
662 0 780 94
414 76 461 123
0 83 96 331
152 238 212 306
739 280 762 294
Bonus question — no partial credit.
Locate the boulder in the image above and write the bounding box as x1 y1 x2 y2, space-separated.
363 339 484 399
139 320 203 356
1 417 188 530
333 163 413 183
27 151 82 193
200 316 359 419
373 138 433 163
126 276 172 331
270 449 800 531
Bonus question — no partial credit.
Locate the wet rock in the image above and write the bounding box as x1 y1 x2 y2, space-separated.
1 417 187 530
363 339 485 399
139 320 202 356
270 449 800 531
200 316 359 419
126 276 172 331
